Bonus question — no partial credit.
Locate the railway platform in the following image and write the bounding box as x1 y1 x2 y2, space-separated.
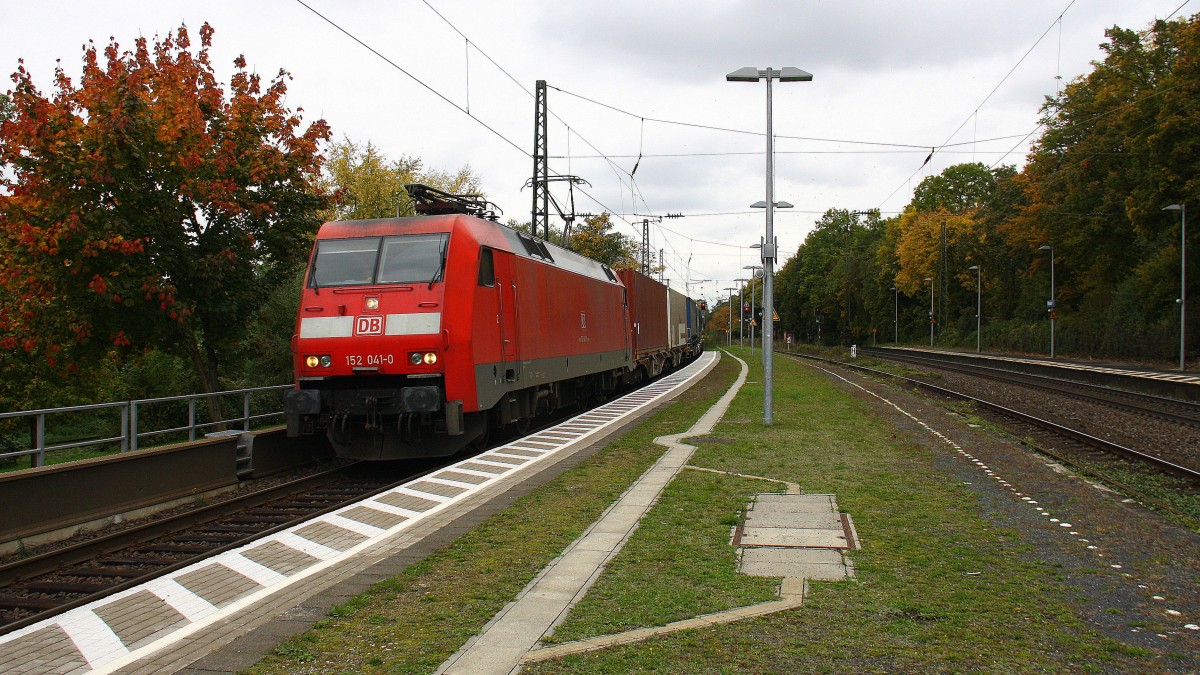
865 344 1200 388
0 353 722 674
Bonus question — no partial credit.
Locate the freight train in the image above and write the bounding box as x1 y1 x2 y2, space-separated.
284 185 704 460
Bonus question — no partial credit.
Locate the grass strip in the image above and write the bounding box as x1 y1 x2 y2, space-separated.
246 355 740 675
543 469 782 644
522 350 1160 673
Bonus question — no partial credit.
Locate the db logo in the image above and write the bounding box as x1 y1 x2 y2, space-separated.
356 316 383 335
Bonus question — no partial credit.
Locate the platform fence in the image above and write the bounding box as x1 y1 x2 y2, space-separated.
0 384 292 469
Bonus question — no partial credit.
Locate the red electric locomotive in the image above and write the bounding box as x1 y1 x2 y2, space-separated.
285 186 639 459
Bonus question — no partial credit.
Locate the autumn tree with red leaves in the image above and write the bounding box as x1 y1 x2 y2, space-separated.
0 23 330 406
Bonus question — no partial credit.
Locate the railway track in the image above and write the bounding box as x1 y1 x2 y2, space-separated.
859 347 1200 428
781 351 1200 485
0 367 663 636
0 461 437 636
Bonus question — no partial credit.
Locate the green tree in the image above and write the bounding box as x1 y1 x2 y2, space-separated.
911 162 1007 214
1020 15 1200 356
565 213 641 269
0 23 330 410
321 136 482 221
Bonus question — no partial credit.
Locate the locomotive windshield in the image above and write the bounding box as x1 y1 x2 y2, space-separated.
310 233 449 288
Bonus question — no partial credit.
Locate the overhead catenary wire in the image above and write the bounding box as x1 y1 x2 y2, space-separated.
419 0 661 227
875 0 1080 209
294 0 528 159
299 0 659 248
547 84 1030 151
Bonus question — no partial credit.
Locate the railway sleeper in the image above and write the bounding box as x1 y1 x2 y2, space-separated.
172 534 245 544
135 544 216 554
21 581 110 594
61 566 148 578
0 597 64 611
93 557 175 566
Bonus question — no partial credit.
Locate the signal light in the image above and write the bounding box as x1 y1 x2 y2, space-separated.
410 352 438 366
305 355 332 368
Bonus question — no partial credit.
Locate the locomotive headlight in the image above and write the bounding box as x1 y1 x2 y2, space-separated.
410 351 438 366
365 297 380 310
305 355 332 368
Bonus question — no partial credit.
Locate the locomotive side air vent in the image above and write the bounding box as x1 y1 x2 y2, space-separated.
516 231 555 263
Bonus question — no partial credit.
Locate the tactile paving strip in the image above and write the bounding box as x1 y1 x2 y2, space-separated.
0 352 716 675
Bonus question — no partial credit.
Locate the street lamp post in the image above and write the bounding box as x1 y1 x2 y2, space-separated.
1039 245 1055 358
735 279 747 348
723 287 737 347
728 65 812 426
1165 204 1187 371
926 276 936 343
968 265 981 353
744 265 762 357
891 286 898 344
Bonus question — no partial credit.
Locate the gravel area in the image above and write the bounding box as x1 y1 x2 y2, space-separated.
811 359 1200 671
888 362 1200 473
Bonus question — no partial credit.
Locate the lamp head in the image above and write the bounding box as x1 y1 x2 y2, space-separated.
727 67 813 82
726 67 762 82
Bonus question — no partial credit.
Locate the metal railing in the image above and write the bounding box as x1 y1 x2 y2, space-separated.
0 384 293 468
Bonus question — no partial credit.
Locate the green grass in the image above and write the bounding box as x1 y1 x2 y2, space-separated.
248 349 1172 673
543 470 782 643
246 355 742 675
522 350 1153 673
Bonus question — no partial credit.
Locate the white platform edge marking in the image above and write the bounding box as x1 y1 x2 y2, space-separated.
423 475 482 489
144 578 219 623
360 501 422 518
273 532 344 561
323 513 387 538
220 555 288 587
392 486 454 502
10 351 718 675
59 610 128 667
441 467 500 478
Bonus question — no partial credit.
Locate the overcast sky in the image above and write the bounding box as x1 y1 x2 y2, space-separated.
3 0 1192 304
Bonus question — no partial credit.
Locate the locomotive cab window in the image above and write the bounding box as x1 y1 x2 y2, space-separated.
310 233 450 288
478 247 495 287
378 233 449 284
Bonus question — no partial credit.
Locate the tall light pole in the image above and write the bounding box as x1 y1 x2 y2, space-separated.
968 265 981 353
744 265 762 357
728 65 812 426
1039 244 1055 358
924 277 934 346
1165 204 1187 370
735 278 747 348
723 287 737 347
891 286 899 344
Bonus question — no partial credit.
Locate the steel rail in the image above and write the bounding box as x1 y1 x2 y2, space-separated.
0 461 437 636
861 347 1200 428
780 351 1200 482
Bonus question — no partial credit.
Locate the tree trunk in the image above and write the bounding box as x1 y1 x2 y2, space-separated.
185 335 224 431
